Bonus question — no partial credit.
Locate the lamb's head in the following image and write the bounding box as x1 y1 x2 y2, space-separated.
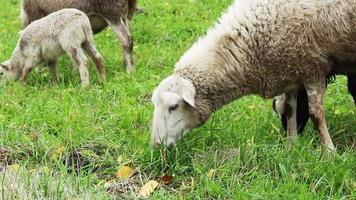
151 75 204 147
0 60 17 82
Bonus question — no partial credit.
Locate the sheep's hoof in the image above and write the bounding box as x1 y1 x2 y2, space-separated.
126 67 134 75
50 79 59 85
286 135 298 146
322 145 337 160
81 82 90 88
325 143 336 153
99 74 106 81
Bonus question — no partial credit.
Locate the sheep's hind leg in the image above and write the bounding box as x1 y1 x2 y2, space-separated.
284 92 298 145
347 73 356 104
109 18 134 73
83 42 106 81
305 82 335 151
48 60 59 83
65 47 90 87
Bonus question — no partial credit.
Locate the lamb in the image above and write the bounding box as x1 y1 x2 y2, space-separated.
151 0 356 151
20 0 137 73
0 9 105 87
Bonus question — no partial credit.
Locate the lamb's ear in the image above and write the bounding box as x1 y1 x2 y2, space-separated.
0 63 8 70
18 30 24 36
182 80 196 108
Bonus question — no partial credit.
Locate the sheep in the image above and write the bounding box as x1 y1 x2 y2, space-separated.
0 8 105 87
151 0 356 151
20 0 137 73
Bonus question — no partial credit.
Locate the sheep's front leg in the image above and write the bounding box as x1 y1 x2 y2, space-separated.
66 47 90 87
305 83 335 151
19 61 35 82
48 60 59 83
284 92 298 144
109 19 134 73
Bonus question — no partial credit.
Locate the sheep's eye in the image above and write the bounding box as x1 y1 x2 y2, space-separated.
168 104 179 113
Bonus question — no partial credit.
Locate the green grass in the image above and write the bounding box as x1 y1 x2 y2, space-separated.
0 0 355 199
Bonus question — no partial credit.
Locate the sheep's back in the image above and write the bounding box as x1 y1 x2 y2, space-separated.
19 9 89 58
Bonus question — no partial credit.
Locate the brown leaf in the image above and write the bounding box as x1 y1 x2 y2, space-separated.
155 174 174 185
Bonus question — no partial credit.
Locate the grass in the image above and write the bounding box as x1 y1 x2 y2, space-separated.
0 0 355 199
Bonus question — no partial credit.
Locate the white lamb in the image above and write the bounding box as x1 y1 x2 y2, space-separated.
0 8 105 87
151 0 356 151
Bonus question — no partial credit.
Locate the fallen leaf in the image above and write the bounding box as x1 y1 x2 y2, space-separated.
207 169 216 179
8 164 20 173
155 175 174 185
116 166 135 178
139 180 160 197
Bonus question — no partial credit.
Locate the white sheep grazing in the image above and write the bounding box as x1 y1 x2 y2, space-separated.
0 8 105 87
151 0 356 151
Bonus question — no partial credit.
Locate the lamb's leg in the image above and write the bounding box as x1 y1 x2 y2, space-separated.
20 6 30 28
305 83 335 151
19 61 35 82
83 42 106 81
48 60 58 83
65 47 90 87
284 92 298 144
108 18 134 73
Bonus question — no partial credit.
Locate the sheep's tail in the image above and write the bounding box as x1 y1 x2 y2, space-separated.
128 0 137 19
81 17 95 45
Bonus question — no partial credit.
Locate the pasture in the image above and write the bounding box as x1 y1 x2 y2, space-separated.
0 0 355 199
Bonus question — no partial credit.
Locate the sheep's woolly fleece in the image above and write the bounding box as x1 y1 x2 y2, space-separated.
173 0 356 120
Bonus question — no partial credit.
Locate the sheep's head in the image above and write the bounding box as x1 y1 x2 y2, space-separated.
151 75 204 147
0 61 18 82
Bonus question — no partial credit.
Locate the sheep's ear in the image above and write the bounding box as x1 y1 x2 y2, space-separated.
152 87 159 105
182 81 196 108
18 30 24 36
0 63 8 70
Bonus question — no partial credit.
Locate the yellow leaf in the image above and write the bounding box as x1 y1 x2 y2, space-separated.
116 166 135 178
207 169 216 179
139 180 160 197
8 164 20 173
